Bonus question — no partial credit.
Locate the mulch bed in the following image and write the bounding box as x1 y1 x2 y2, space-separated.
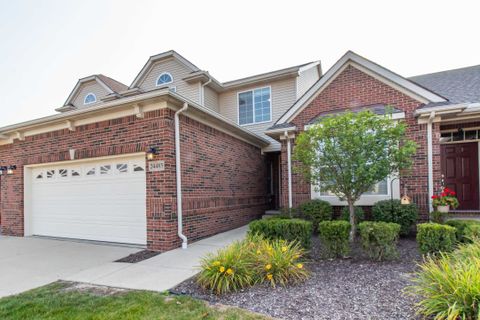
172 236 422 320
114 250 161 263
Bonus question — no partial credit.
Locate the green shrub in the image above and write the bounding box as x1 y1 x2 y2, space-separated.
197 240 255 295
248 218 313 248
416 223 456 254
318 221 350 258
249 235 309 288
465 224 480 242
445 219 480 242
430 210 447 224
409 241 480 319
358 221 401 261
339 206 365 224
299 199 332 231
372 200 418 235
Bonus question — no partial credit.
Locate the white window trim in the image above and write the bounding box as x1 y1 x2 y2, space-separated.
311 176 400 206
84 93 97 105
156 72 173 87
237 86 272 126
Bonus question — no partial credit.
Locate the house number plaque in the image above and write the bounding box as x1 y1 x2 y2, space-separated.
148 160 165 172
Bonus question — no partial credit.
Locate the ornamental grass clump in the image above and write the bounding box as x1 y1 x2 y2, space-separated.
197 240 255 295
409 240 480 320
250 235 309 288
197 234 309 294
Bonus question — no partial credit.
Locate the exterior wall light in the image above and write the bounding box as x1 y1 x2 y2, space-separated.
7 165 16 175
0 165 16 175
146 147 158 160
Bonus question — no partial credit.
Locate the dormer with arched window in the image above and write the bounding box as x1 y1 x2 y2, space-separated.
156 72 173 86
84 93 97 105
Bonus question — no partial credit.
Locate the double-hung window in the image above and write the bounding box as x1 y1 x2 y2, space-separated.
238 87 271 125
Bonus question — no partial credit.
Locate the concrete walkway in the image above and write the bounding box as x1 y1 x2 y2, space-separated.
65 226 247 291
0 226 247 298
0 236 138 298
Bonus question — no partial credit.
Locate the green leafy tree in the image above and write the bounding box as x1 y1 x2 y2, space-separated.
293 109 417 241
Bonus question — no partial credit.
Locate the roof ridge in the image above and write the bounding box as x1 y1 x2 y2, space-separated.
409 64 480 79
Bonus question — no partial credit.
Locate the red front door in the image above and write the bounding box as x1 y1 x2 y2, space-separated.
441 143 479 210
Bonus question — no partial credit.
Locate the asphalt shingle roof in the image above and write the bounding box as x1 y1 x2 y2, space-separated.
409 65 480 104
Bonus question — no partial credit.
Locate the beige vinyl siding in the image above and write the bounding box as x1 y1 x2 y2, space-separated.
72 80 110 109
218 78 297 152
203 86 219 112
137 58 200 103
296 66 320 99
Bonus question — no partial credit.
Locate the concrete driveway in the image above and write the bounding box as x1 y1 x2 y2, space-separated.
0 236 138 298
0 226 247 298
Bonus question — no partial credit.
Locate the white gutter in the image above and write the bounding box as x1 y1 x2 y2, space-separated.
427 111 435 213
200 76 212 105
285 131 293 208
175 102 189 249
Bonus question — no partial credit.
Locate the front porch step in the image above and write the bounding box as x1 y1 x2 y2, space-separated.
262 210 281 219
447 211 480 221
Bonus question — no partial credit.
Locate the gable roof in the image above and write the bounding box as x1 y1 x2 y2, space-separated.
130 50 200 88
60 74 128 111
275 51 447 125
409 65 480 104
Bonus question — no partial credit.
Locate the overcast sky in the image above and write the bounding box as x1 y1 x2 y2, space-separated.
0 0 479 126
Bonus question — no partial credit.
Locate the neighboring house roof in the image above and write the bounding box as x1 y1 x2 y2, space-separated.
59 74 128 112
409 65 480 104
221 61 321 90
274 51 447 126
96 74 129 93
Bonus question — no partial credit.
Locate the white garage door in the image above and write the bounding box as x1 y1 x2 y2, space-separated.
30 155 147 245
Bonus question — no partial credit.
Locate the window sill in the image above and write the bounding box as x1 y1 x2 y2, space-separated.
313 195 395 206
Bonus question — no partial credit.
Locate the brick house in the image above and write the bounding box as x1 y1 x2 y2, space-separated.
0 50 478 251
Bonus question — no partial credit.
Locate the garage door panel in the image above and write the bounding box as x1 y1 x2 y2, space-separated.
30 156 147 245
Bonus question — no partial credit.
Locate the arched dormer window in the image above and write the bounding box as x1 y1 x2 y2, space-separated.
84 93 97 105
156 72 173 86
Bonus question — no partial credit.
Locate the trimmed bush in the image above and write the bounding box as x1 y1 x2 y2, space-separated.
430 210 447 224
339 206 365 224
248 218 313 248
249 235 309 288
416 223 456 254
409 241 480 319
299 199 332 231
372 200 418 235
197 240 255 295
465 224 480 242
445 219 480 242
358 221 401 261
318 221 351 258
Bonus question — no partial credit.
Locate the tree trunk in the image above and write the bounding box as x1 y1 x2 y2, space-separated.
348 200 356 243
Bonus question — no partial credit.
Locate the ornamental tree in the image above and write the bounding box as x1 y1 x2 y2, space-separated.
293 109 417 241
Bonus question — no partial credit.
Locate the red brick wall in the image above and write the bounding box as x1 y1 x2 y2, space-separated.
0 108 267 251
280 65 441 219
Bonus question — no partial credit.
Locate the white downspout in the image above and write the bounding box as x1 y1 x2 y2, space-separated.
175 102 189 249
427 111 435 213
285 131 293 209
200 76 212 106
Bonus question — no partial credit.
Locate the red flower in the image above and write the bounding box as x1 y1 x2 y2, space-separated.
441 192 447 197
449 191 456 196
431 195 438 199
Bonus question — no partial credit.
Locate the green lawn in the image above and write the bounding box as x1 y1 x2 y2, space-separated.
0 282 269 320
